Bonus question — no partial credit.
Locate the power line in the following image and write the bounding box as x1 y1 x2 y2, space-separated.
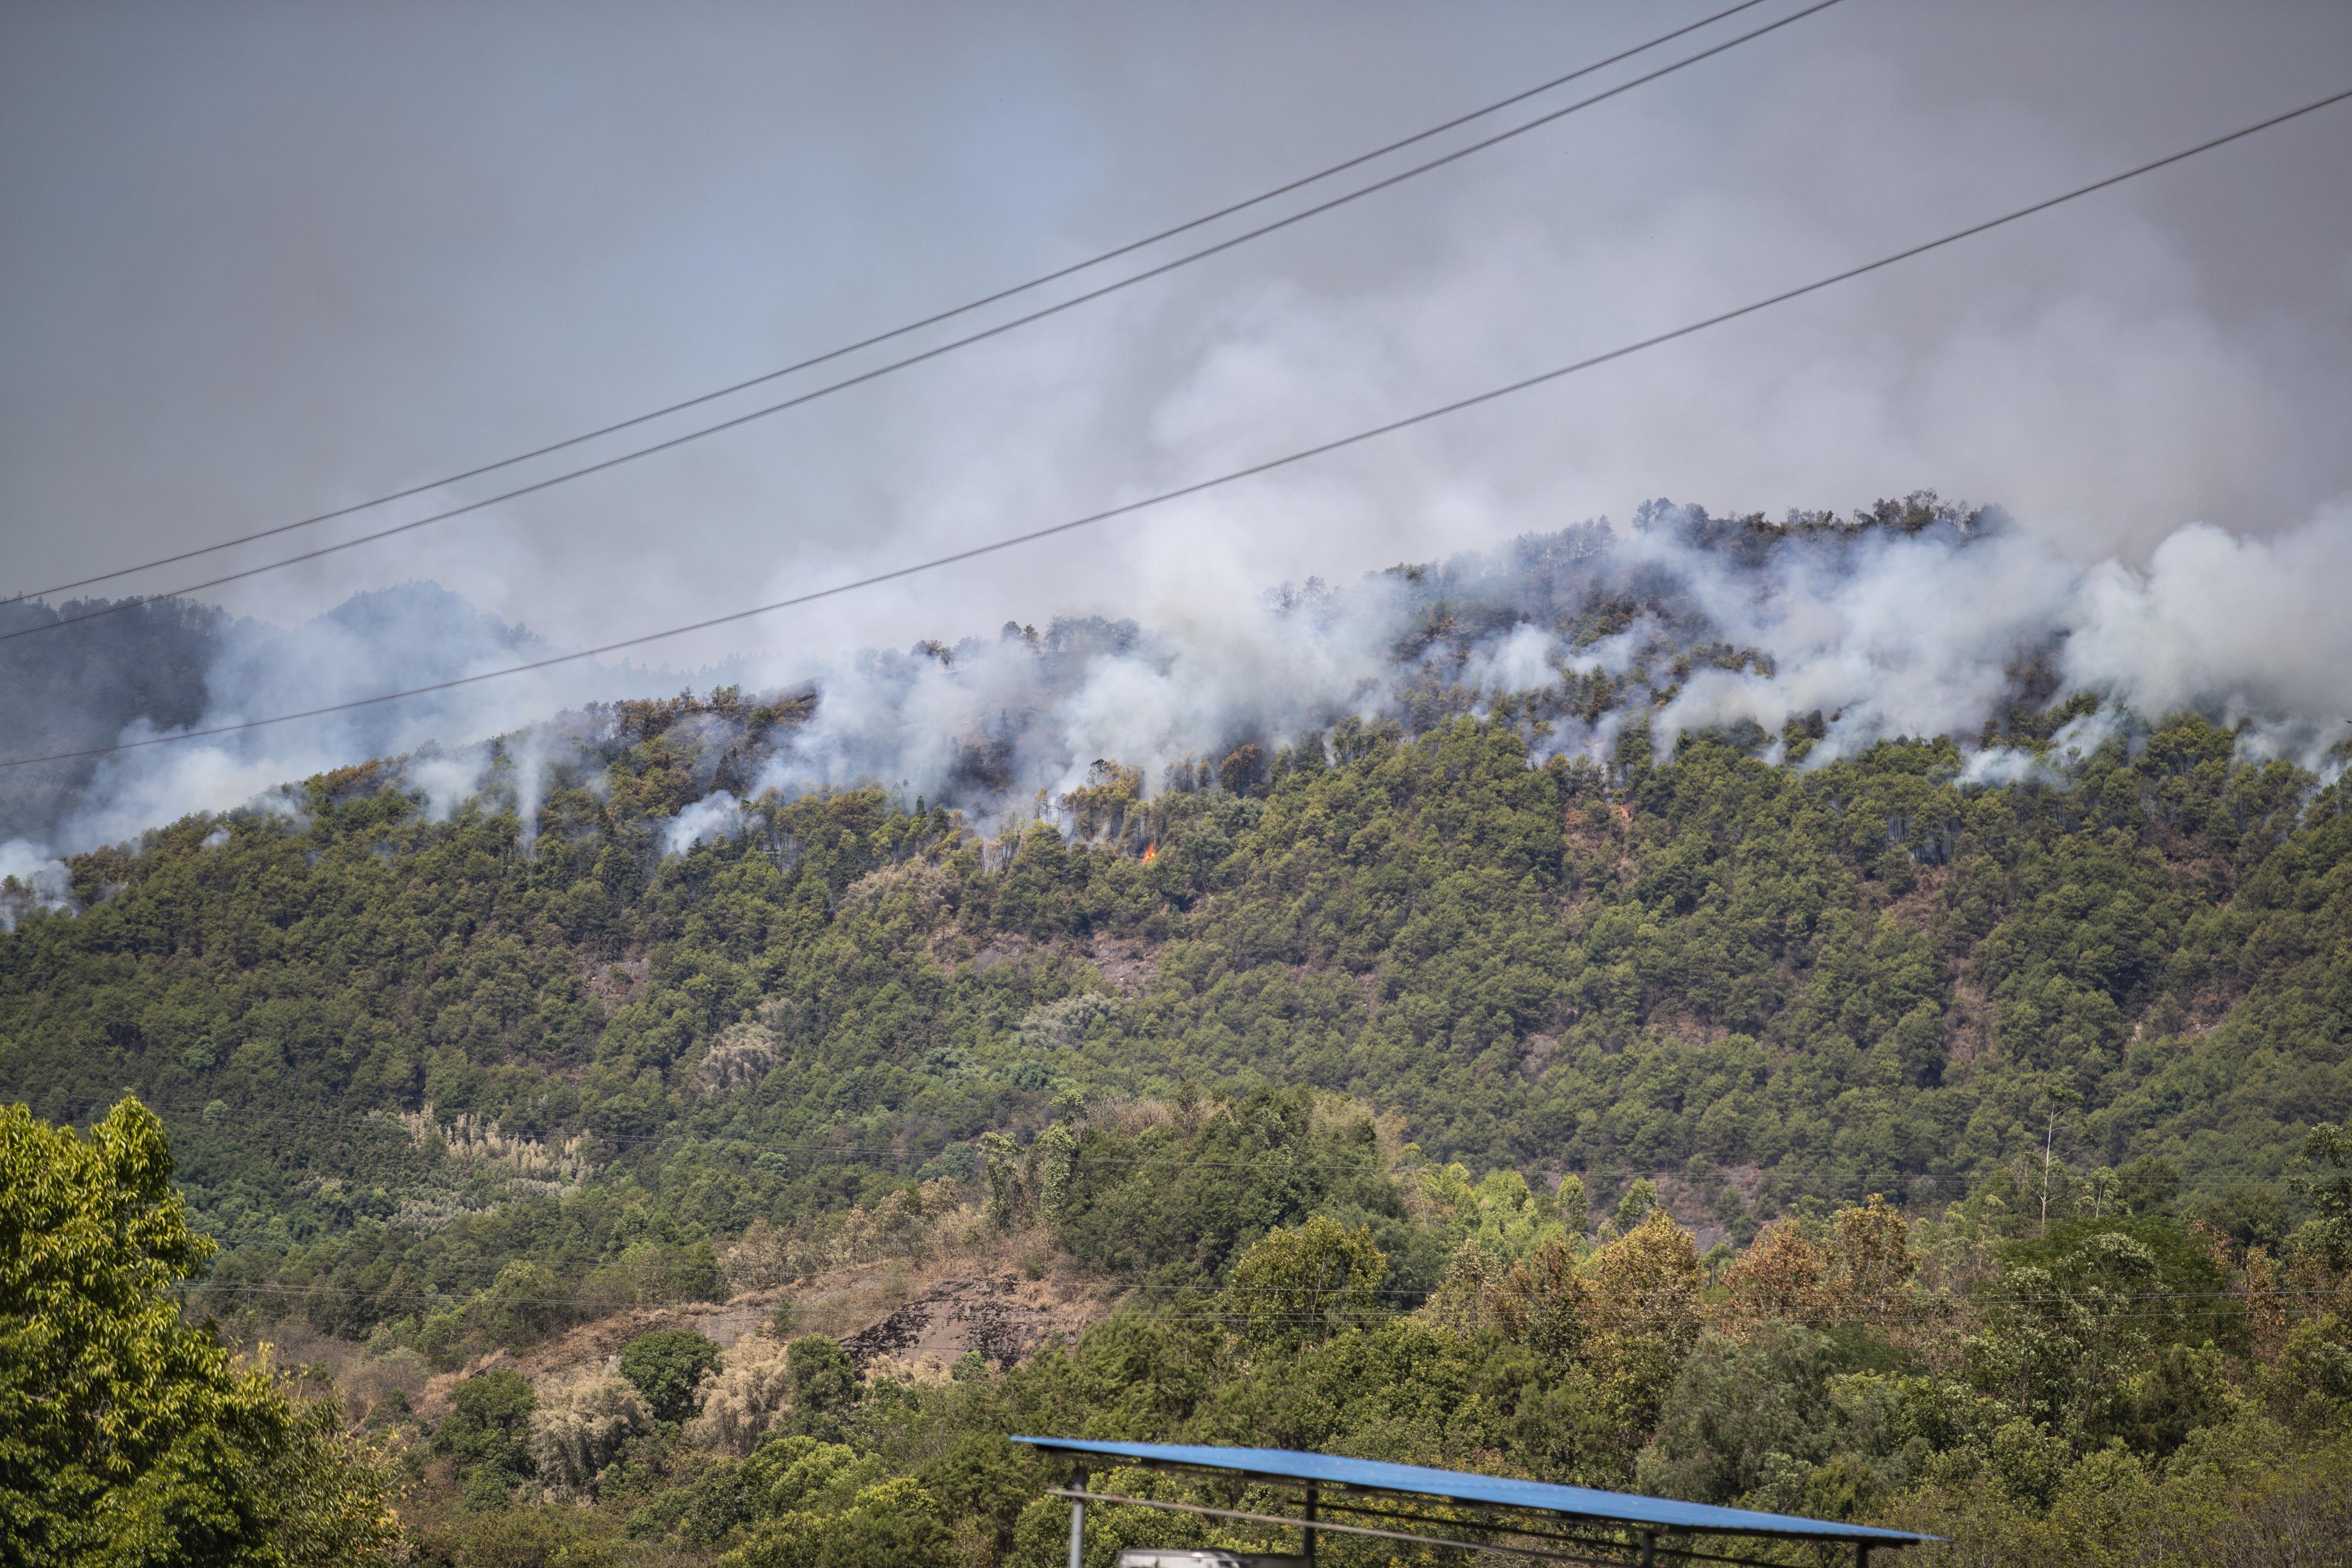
1 0 1847 646
3 81 2344 771
173 1274 2330 1319
15 1 1783 609
21 1094 1952 1188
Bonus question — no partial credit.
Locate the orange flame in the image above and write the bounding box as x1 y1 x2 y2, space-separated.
1140 841 1157 865
1614 803 1633 823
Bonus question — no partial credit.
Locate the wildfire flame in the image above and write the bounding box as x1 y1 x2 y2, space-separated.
1140 841 1157 865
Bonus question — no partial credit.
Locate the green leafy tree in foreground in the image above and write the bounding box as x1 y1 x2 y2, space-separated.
432 1368 536 1512
618 1328 723 1425
781 1335 863 1442
0 1097 399 1565
2290 1122 2352 1271
1222 1215 1388 1353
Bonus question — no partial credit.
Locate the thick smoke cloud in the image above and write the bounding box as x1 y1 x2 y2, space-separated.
4 490 2348 934
2063 509 2352 761
5 4 2349 921
0 581 723 896
6 1 2351 686
1647 502 2352 772
753 580 1415 810
735 499 2352 820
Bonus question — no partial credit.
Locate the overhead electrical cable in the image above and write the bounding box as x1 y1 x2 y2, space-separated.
171 1276 2315 1319
15 0 1779 605
2 81 2344 773
4 0 1846 642
25 1094 1942 1191
19 1095 1941 1189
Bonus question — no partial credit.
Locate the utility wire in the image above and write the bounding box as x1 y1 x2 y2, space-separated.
1 0 1846 644
26 1095 1953 1198
172 1275 2329 1320
3 81 2344 771
21 1095 1957 1189
17 0 1786 607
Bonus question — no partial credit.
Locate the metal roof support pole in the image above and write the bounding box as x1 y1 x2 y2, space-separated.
1856 1547 1871 1568
1068 1468 1087 1568
1640 1529 1655 1566
1302 1482 1318 1566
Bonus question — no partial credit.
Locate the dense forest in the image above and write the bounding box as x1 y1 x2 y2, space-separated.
4 507 2350 1563
5 693 2343 1302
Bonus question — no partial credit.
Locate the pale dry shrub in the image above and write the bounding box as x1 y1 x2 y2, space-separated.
720 1218 800 1292
863 1351 952 1389
721 1178 987 1293
836 857 957 919
340 1346 429 1423
693 1020 777 1094
528 1366 651 1495
1016 992 1119 1049
684 1335 794 1456
389 1103 593 1181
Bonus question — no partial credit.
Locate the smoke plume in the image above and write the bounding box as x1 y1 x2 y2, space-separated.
13 487 2345 933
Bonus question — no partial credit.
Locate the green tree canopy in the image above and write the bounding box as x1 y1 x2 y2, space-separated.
0 1096 397 1565
619 1328 723 1425
1222 1215 1389 1352
433 1368 537 1478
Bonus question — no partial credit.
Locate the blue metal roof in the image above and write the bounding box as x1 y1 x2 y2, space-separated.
1011 1438 1937 1546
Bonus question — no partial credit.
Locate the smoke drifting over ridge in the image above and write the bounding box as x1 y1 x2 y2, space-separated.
7 0 2352 686
5 492 2346 926
0 581 732 888
736 498 2351 814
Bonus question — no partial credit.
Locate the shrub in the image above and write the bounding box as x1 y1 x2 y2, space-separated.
620 1329 724 1425
686 1336 796 1456
435 1368 537 1478
528 1366 652 1496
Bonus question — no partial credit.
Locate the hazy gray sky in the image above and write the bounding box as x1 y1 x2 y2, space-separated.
5 0 2350 678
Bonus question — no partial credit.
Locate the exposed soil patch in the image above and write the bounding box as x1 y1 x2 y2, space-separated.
1518 1032 1559 1081
928 928 1162 1000
1562 811 1642 894
1651 1014 1727 1050
1081 933 1158 995
1650 1172 1735 1256
582 950 650 1015
416 1290 784 1421
2181 985 2242 1035
787 1258 928 1341
409 1246 1121 1420
968 940 1034 973
1882 863 1955 932
840 1269 1112 1372
1945 978 1994 1066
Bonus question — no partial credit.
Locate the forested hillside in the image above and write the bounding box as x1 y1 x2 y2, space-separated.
4 507 2351 1563
4 690 2345 1328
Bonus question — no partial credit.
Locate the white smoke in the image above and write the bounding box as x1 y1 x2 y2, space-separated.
9 494 2350 874
1643 500 2352 773
2064 506 2352 764
663 790 747 855
1458 622 1562 697
751 575 1414 811
407 750 490 823
9 581 719 858
0 839 74 931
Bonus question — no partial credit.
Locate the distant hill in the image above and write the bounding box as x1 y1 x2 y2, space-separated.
0 594 229 848
0 583 542 851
